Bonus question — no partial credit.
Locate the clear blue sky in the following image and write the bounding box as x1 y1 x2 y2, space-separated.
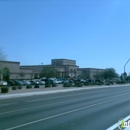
0 0 130 75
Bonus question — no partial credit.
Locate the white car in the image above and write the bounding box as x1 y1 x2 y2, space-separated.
0 81 8 86
22 80 31 85
38 81 45 85
53 79 59 84
57 80 62 84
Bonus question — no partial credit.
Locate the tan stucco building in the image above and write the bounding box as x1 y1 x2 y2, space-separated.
20 59 80 79
78 68 105 79
0 59 105 80
0 61 33 80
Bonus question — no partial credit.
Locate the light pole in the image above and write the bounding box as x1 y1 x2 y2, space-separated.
124 58 130 82
55 59 56 69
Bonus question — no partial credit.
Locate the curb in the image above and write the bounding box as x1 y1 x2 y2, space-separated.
0 84 130 99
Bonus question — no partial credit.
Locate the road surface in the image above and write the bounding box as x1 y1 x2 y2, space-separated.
0 86 130 130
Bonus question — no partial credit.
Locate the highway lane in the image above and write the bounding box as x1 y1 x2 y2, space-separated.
0 86 130 130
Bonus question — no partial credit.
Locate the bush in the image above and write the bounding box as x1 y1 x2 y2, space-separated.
1 87 9 93
89 82 96 85
18 86 22 89
52 84 57 87
12 86 17 90
84 82 89 86
121 81 125 84
26 85 32 89
75 82 83 87
95 82 102 85
34 85 39 88
63 83 72 87
116 81 122 84
45 83 51 87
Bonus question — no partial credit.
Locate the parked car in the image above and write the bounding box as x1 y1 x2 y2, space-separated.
0 81 8 86
8 80 15 86
53 79 59 84
13 80 24 85
69 80 74 83
21 80 31 85
57 79 62 84
79 79 86 83
63 80 69 83
30 80 37 85
38 81 45 85
95 79 104 84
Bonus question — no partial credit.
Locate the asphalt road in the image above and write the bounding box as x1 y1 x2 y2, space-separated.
0 86 130 130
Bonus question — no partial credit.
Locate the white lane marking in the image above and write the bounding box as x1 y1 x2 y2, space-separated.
6 93 130 130
0 97 89 115
0 102 19 107
26 88 129 102
26 89 108 102
0 90 130 115
107 115 130 130
0 90 129 115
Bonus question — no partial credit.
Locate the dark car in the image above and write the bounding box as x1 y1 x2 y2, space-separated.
8 80 15 86
30 80 37 85
13 80 23 85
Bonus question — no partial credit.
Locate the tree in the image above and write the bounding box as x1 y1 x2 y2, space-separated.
126 75 130 81
2 67 10 81
19 72 26 80
99 68 119 80
93 72 104 80
40 67 60 79
78 71 89 79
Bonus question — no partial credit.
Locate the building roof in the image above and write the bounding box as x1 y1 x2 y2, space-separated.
52 58 76 61
79 68 105 70
0 60 20 64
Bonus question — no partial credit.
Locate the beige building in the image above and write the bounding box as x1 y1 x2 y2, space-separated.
78 68 105 79
0 59 105 80
0 61 33 80
20 59 79 79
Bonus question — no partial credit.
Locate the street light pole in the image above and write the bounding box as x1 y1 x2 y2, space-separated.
55 59 56 69
124 58 130 82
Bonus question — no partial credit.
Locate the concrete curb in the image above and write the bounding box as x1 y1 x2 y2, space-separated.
0 84 130 99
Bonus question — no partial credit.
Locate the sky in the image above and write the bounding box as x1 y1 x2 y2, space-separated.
0 0 130 75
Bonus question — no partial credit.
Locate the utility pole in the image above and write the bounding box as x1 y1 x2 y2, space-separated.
55 59 56 69
124 58 130 83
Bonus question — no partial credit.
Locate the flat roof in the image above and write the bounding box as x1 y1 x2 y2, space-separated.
0 60 20 64
51 59 76 61
79 68 105 70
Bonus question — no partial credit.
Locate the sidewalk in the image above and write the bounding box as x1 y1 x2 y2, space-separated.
0 84 130 99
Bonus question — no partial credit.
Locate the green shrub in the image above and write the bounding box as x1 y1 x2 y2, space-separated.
84 82 89 86
52 84 57 87
45 83 51 87
89 82 96 85
18 86 22 89
121 81 125 84
34 85 39 88
75 82 82 87
1 87 9 93
116 81 121 84
26 85 32 89
95 82 102 85
63 83 71 87
12 86 17 90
